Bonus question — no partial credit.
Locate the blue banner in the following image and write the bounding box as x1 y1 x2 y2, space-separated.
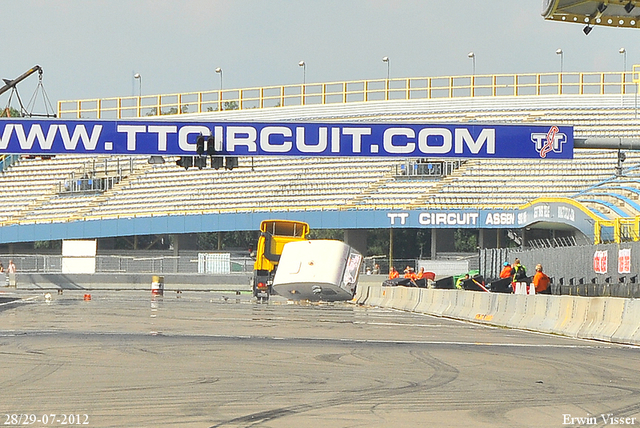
0 119 573 158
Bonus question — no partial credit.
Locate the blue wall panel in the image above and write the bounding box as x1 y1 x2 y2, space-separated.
0 203 602 245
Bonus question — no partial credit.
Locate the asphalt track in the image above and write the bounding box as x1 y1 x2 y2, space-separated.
0 290 639 428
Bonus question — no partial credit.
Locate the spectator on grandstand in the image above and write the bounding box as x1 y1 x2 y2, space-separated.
388 267 399 279
533 264 551 294
499 262 513 279
456 274 469 289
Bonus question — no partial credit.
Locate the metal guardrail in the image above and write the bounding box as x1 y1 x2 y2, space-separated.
0 154 20 172
393 160 463 178
3 253 468 276
58 71 639 119
0 254 256 274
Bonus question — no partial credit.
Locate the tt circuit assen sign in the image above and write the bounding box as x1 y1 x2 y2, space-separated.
387 210 518 228
0 120 573 159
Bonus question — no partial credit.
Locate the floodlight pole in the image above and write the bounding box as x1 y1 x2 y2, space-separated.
382 57 390 100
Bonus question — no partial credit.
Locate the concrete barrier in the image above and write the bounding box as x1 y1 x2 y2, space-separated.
355 284 639 346
437 290 457 317
549 296 580 336
586 297 626 342
389 286 409 311
442 290 466 319
353 282 369 305
379 286 395 308
577 297 607 340
504 295 529 329
456 291 490 322
490 293 519 327
460 292 489 322
414 288 435 315
630 318 640 346
517 295 548 331
611 299 640 345
562 296 591 338
479 293 503 326
461 292 478 321
399 287 421 312
365 285 385 307
428 290 449 316
538 296 564 333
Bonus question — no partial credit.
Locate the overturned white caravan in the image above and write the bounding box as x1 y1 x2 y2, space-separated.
271 240 363 302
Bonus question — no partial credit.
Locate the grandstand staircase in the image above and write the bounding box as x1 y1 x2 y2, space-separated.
406 160 475 208
341 173 395 209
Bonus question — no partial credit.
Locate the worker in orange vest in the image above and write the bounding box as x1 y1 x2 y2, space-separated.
499 262 513 279
388 267 400 279
533 264 551 294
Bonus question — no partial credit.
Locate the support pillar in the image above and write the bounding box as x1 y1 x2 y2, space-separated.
389 228 394 270
430 228 437 260
343 229 368 256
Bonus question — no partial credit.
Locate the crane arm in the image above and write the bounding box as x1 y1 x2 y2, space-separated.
0 65 42 97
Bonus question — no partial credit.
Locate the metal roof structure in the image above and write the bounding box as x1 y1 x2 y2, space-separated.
542 0 640 32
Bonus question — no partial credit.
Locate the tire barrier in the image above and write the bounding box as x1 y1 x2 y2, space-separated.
355 284 640 346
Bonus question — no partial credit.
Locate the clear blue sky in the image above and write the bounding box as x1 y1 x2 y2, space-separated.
3 0 640 108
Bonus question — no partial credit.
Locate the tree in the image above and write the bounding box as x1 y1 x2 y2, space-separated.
367 229 390 257
454 229 478 252
197 231 260 251
307 229 343 240
223 101 238 111
0 107 21 117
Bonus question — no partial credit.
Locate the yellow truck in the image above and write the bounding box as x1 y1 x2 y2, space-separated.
253 219 310 301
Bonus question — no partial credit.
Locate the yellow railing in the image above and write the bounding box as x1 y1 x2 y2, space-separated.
58 70 639 119
594 217 640 244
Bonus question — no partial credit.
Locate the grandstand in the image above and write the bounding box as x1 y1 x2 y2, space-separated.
3 71 640 249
